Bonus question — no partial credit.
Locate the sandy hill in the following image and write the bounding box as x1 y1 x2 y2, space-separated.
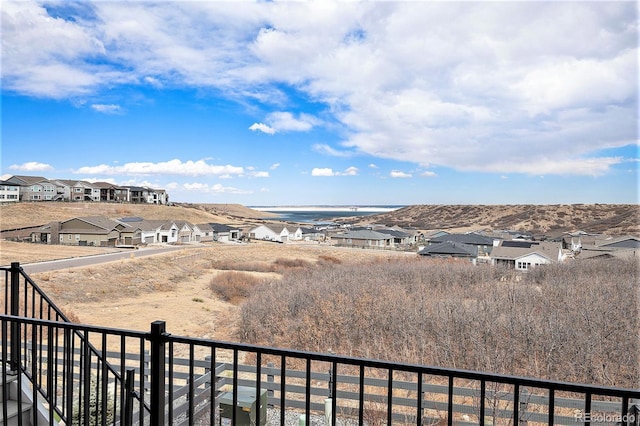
349 204 640 236
0 202 276 230
1 202 638 237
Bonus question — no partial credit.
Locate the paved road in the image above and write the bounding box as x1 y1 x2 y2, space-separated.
20 245 190 274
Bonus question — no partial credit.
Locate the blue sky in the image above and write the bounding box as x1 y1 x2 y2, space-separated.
1 1 638 206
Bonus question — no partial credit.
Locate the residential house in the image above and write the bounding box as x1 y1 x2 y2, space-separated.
48 179 73 201
375 227 415 247
0 180 20 203
92 181 123 202
490 240 563 271
174 221 199 243
4 175 168 204
119 218 180 244
557 231 602 252
197 223 215 242
5 175 61 201
36 216 141 246
417 241 478 262
300 227 325 242
427 233 496 257
198 223 242 242
249 224 302 242
330 229 394 249
596 235 640 249
123 186 168 204
577 236 640 261
48 179 103 202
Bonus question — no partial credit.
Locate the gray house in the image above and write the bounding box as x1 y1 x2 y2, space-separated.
331 229 394 249
427 233 496 257
418 241 478 262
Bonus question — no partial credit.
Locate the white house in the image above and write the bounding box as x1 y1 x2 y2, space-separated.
490 241 563 271
249 224 302 242
0 180 20 203
131 219 180 244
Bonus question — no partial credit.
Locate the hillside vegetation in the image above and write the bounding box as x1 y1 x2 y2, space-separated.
2 202 637 236
241 257 639 388
0 201 276 230
354 204 639 235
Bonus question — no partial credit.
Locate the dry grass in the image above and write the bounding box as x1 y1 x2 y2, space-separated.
0 201 276 230
355 204 640 235
18 242 409 341
0 240 126 265
240 257 639 388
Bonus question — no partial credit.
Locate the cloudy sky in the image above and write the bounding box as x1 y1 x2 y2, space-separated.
1 1 637 205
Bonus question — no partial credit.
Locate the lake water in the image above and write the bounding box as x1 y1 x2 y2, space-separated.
251 206 405 224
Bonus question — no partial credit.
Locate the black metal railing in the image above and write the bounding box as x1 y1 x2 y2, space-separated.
1 262 149 425
2 262 639 425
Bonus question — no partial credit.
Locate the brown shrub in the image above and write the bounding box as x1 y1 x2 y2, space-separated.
209 259 275 273
273 257 314 270
239 258 639 388
317 255 342 265
210 272 264 305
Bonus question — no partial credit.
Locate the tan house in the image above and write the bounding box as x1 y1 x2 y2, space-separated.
36 216 141 246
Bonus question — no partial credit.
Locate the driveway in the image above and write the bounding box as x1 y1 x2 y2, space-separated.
20 245 192 274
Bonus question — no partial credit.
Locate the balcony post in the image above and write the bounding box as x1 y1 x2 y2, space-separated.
10 262 20 371
150 320 167 425
123 369 135 426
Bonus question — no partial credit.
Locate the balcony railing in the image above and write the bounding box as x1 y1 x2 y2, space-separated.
2 262 639 425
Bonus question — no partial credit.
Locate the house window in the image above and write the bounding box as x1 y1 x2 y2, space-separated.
60 235 64 243
68 235 72 241
76 234 80 241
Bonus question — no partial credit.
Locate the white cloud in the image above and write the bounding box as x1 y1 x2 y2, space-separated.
487 157 624 177
264 111 320 132
73 159 244 177
9 162 54 172
3 1 636 177
311 168 335 177
311 166 359 177
343 166 359 176
182 182 251 194
91 104 121 114
144 76 163 88
270 163 280 170
368 164 378 169
249 122 276 135
420 171 437 177
390 171 412 178
312 144 353 157
249 171 270 178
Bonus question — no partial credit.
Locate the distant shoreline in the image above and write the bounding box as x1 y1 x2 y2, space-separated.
250 205 404 213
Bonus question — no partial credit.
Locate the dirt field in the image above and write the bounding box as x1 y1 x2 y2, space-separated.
13 241 411 342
